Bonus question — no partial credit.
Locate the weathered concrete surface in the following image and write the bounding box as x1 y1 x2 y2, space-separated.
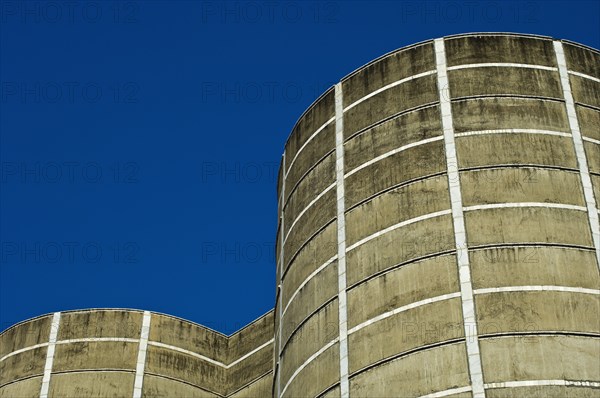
2 33 599 398
0 309 274 397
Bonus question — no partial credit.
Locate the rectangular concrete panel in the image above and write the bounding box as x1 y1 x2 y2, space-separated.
464 207 594 247
48 371 135 398
341 42 435 107
0 315 51 359
345 175 451 245
148 314 228 363
285 89 335 172
0 376 42 398
281 300 339 386
479 335 600 383
460 168 586 207
349 342 470 397
346 214 455 286
348 298 465 374
52 341 138 372
445 35 556 67
456 134 577 170
344 140 447 209
452 98 569 133
0 346 46 386
576 105 600 141
343 105 442 170
58 310 143 340
347 254 460 328
475 291 600 335
448 67 562 99
563 42 600 78
281 342 340 398
469 247 600 290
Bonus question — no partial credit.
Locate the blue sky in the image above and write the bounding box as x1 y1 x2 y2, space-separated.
1 0 599 334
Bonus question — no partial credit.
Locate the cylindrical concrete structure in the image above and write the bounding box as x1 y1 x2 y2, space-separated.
274 33 600 398
0 309 274 398
1 33 599 398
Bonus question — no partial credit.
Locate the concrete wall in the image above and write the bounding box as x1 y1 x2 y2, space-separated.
0 309 274 398
275 33 599 398
2 33 598 398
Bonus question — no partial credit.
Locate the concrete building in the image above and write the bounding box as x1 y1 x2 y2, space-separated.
2 33 599 397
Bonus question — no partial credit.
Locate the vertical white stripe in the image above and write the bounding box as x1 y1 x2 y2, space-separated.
554 41 600 271
39 312 61 398
277 151 286 398
335 82 350 398
434 38 486 398
133 311 151 398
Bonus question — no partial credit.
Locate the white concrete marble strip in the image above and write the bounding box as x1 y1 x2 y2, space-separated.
583 136 600 145
447 63 557 72
1 338 140 363
285 117 335 178
39 312 61 398
276 150 286 398
568 70 600 84
279 338 339 398
455 129 571 138
344 136 445 178
484 379 600 389
226 339 274 368
132 311 151 398
419 386 473 397
283 182 336 244
474 286 600 296
343 70 437 112
347 292 461 335
464 203 587 213
435 38 486 398
282 255 338 317
334 82 350 398
555 41 600 271
346 209 453 252
1 342 49 363
147 338 274 369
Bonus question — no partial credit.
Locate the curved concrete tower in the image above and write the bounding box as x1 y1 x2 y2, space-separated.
1 33 599 398
274 33 600 398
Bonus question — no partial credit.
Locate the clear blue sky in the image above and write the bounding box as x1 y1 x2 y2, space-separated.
1 0 598 334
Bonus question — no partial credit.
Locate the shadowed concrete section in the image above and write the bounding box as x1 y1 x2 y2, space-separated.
0 309 274 398
2 33 600 398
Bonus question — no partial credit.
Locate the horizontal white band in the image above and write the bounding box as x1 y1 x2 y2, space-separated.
344 70 437 112
568 70 600 83
284 182 336 244
279 338 339 397
344 136 444 178
346 209 452 252
583 136 600 145
484 379 600 389
0 342 49 362
148 339 273 369
285 117 335 179
347 292 461 335
227 339 274 368
464 203 587 212
447 63 557 72
474 286 600 296
419 386 473 397
455 128 571 138
282 255 337 317
0 336 273 371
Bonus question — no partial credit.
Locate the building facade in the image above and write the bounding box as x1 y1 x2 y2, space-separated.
2 33 599 398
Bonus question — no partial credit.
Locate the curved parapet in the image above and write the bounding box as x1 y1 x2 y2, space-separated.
274 33 600 398
0 309 274 398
